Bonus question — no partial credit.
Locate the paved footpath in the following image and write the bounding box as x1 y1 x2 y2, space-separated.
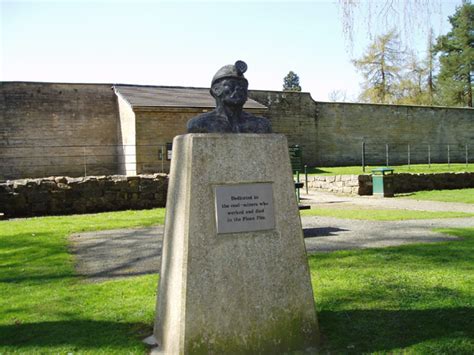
70 191 474 281
301 190 474 213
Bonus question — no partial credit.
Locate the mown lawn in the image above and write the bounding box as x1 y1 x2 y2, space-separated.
311 227 474 353
0 209 165 354
402 188 474 204
301 207 474 220
1 209 473 353
302 163 473 176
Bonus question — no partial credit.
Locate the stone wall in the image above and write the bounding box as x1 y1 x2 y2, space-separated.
249 90 473 167
0 82 119 180
1 82 472 180
249 91 319 166
0 174 168 218
134 107 268 174
307 175 372 195
135 108 201 174
307 172 474 195
314 102 473 167
116 93 137 175
392 172 474 193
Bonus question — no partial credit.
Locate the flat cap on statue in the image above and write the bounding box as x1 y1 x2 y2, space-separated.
187 61 272 134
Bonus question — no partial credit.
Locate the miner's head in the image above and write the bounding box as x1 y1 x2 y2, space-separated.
210 60 249 107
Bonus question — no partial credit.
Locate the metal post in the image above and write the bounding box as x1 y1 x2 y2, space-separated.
385 144 389 167
296 171 300 203
304 165 308 194
362 141 366 172
408 144 411 169
83 147 87 177
466 144 469 168
160 145 164 173
447 144 450 167
428 144 431 168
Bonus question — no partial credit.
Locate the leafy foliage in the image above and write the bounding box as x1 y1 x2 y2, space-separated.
353 30 402 103
395 46 436 106
282 71 302 92
351 7 469 109
434 1 474 107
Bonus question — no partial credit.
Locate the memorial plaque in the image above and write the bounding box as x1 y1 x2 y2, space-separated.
215 183 275 234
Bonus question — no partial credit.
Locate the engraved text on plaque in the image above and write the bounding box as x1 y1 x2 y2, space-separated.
215 183 275 234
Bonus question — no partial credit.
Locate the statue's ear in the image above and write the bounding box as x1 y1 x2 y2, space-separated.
210 83 224 98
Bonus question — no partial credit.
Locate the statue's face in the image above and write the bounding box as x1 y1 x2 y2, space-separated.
213 78 248 107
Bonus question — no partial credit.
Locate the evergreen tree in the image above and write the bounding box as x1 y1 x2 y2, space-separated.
353 30 402 104
434 1 473 107
283 71 302 92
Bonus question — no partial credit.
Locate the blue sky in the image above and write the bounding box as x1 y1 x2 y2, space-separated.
0 0 462 101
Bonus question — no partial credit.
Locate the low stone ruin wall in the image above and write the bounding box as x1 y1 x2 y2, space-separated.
392 172 474 193
307 172 474 195
1 172 472 218
0 174 168 218
306 175 372 195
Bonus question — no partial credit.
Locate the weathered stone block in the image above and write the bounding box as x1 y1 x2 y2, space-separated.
342 186 353 194
155 134 318 354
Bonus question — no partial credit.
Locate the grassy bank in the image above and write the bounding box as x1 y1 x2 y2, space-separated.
302 163 473 176
402 188 474 204
1 210 473 353
0 209 165 354
301 207 474 220
310 227 474 353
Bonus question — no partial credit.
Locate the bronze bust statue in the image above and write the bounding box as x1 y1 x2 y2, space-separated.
187 61 272 133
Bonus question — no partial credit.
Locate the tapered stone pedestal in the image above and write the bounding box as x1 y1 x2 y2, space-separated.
154 133 318 354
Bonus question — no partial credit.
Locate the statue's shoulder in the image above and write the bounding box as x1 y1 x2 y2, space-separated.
187 110 233 133
241 112 272 133
187 111 217 133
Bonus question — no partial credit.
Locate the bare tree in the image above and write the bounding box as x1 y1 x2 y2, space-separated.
328 90 348 102
338 0 443 52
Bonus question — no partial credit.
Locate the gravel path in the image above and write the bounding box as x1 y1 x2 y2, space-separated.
302 216 473 253
69 190 474 281
301 190 474 213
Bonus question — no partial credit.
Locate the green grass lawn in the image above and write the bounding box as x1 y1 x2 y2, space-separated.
301 207 474 220
402 188 474 204
300 207 474 221
0 209 165 354
301 163 473 176
1 210 473 353
310 227 474 353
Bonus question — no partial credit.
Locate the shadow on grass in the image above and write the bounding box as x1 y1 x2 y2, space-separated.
304 227 349 238
0 320 151 349
319 307 474 353
0 232 74 284
305 167 332 174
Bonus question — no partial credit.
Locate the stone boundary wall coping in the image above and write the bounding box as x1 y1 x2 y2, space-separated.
0 174 168 218
307 172 474 195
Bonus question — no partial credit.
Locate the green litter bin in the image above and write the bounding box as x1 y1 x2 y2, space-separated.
371 167 394 197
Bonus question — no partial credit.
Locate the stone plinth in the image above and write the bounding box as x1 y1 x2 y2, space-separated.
154 133 319 354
